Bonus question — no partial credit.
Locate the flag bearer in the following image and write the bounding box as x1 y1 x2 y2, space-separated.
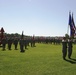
68 38 73 59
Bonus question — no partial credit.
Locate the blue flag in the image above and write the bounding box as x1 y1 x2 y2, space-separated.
71 13 76 36
69 12 76 37
69 12 71 26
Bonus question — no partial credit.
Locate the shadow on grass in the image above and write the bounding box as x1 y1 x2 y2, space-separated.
64 58 76 64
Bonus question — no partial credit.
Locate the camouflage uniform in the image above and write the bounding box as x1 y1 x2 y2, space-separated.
62 38 67 60
7 38 12 50
19 38 25 52
2 38 7 50
68 38 73 59
13 38 18 50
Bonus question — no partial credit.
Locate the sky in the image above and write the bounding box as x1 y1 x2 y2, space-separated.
0 0 76 36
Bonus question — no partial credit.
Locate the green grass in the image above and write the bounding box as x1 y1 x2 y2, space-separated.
0 43 76 75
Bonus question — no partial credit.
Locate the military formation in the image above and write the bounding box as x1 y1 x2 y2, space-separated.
1 36 63 53
62 37 73 60
1 36 36 52
0 35 74 60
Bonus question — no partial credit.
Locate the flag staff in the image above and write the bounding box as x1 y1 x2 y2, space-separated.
67 23 69 35
67 11 71 36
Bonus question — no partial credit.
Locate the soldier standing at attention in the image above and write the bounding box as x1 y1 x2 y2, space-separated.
13 37 18 50
19 31 25 52
68 38 73 59
7 38 12 50
62 37 67 60
19 38 25 52
2 37 7 50
24 38 27 49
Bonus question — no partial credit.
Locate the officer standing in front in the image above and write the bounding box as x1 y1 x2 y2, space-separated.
19 38 25 52
62 37 67 60
19 31 25 52
68 38 73 59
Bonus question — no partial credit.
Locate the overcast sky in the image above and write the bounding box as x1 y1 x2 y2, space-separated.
0 0 76 36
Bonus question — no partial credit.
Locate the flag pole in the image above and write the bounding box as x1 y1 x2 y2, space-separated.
67 24 69 35
67 11 71 36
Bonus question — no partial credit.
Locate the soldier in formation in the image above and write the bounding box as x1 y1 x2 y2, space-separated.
2 37 7 50
7 38 13 50
13 37 18 50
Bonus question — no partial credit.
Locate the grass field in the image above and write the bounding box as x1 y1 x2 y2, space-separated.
0 43 76 75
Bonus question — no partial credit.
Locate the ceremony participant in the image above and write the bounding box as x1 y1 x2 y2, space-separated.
68 38 73 59
24 38 27 49
30 37 33 47
30 35 35 47
2 37 7 50
13 37 18 50
62 37 67 60
19 31 25 52
7 38 12 50
19 38 25 52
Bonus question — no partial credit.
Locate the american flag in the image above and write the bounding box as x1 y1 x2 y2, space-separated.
69 12 76 37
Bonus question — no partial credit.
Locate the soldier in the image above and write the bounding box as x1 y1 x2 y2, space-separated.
62 37 67 60
31 36 35 47
68 38 73 59
19 31 25 52
19 38 25 52
2 37 7 50
30 38 33 47
7 38 12 50
24 38 27 49
13 37 18 50
32 39 35 47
